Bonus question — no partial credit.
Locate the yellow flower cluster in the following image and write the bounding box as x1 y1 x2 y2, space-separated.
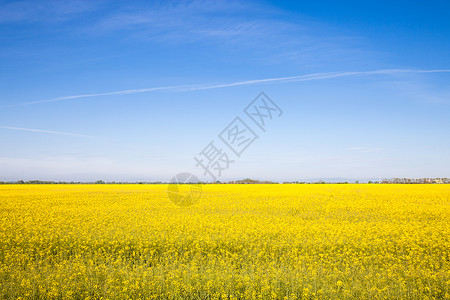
0 184 449 299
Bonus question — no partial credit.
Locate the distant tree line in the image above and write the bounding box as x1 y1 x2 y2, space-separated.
378 178 449 184
281 178 449 184
0 178 448 184
0 180 165 184
225 178 277 184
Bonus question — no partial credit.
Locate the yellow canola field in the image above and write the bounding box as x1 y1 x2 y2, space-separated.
0 184 449 299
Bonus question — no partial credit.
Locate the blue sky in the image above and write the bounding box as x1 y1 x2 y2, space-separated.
0 0 449 182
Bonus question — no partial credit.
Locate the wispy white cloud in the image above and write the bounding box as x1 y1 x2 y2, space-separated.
84 0 366 67
346 147 385 153
347 147 366 151
15 86 188 106
387 78 450 104
0 0 102 23
7 68 450 107
0 0 369 69
91 1 265 39
0 126 96 138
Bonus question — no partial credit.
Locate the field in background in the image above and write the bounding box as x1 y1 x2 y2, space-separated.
0 184 449 299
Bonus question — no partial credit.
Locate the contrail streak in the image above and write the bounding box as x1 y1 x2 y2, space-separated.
7 68 450 107
0 126 96 138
